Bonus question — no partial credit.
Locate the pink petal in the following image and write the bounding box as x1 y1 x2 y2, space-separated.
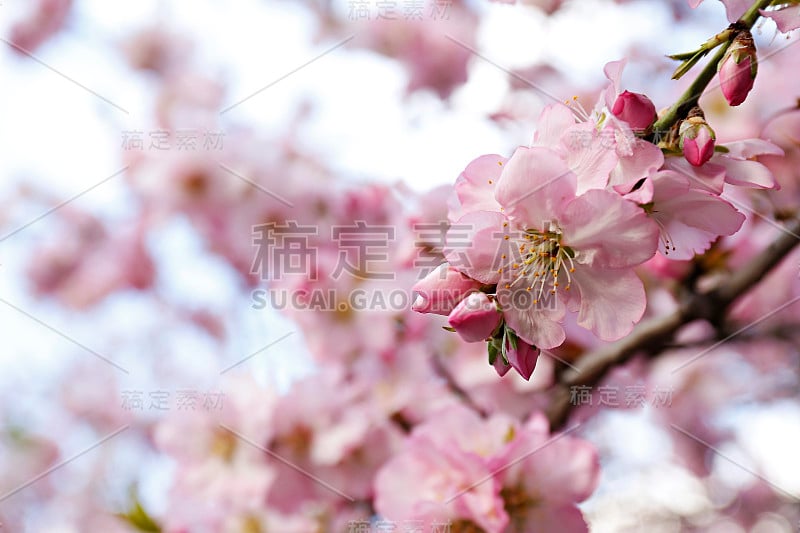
571 267 647 341
534 103 578 147
499 288 566 349
562 122 618 195
602 59 626 108
446 211 514 285
723 0 751 22
723 139 784 159
561 190 659 269
451 154 508 220
711 156 777 189
760 6 800 32
651 171 745 259
664 157 727 195
494 146 577 226
610 139 664 189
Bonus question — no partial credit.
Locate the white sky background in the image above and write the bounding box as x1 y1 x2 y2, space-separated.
1 0 798 527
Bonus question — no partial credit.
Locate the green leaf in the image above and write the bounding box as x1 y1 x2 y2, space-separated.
488 341 499 365
667 50 700 61
671 49 710 80
117 500 161 532
506 328 518 351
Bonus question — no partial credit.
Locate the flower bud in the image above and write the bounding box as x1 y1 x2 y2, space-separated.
679 116 716 167
718 30 757 107
492 355 511 377
411 263 483 315
505 336 540 381
611 90 657 131
447 292 502 343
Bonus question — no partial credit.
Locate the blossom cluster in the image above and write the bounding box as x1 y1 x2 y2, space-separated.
412 59 780 380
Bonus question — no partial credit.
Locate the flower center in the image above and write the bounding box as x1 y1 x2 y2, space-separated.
499 223 576 304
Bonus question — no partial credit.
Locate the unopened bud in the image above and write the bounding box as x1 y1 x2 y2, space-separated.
679 116 716 167
718 30 757 107
504 336 540 381
411 263 483 315
611 90 657 131
447 292 502 343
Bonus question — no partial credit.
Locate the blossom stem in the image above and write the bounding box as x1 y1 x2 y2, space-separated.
546 216 800 430
650 0 774 138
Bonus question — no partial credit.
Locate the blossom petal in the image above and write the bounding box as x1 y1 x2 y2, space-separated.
760 5 800 32
446 211 513 285
450 154 508 220
713 156 777 189
534 103 578 147
561 189 659 269
494 146 577 226
499 288 566 349
571 267 647 341
610 138 664 189
562 123 618 195
723 139 784 159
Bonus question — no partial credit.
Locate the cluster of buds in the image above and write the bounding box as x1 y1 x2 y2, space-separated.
718 29 757 107
412 264 541 380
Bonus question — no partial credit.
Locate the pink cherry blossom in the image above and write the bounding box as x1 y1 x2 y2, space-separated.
645 170 745 259
448 146 659 347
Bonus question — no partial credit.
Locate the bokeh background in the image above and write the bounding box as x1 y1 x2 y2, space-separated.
1 0 799 531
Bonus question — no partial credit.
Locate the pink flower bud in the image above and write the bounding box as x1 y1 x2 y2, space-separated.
611 90 657 131
447 292 501 343
505 336 540 381
679 117 716 167
492 355 511 377
411 263 483 315
718 31 757 107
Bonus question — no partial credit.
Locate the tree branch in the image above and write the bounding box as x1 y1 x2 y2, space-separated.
546 216 800 430
650 0 774 136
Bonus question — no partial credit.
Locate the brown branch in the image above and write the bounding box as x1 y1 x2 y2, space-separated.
546 216 800 430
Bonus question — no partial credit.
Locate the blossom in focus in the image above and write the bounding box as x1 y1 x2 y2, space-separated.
447 145 659 348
